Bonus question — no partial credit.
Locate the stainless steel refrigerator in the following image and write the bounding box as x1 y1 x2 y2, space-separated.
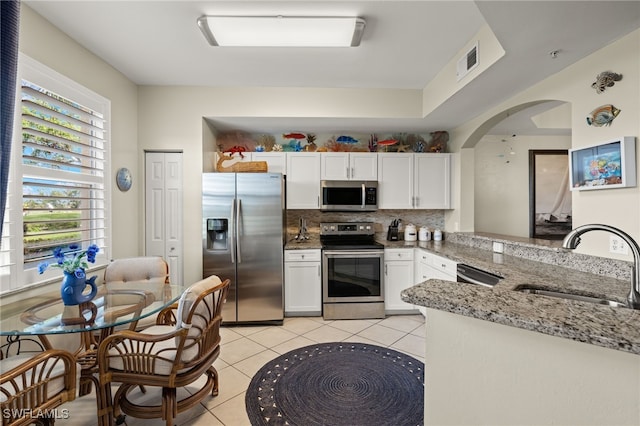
202 173 285 324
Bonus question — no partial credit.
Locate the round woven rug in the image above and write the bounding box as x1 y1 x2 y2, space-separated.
245 342 424 426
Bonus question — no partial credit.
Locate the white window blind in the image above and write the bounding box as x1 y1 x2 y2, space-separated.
21 79 106 269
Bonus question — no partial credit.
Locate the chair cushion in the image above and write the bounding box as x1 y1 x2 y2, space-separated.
104 256 168 284
0 353 79 403
175 275 222 360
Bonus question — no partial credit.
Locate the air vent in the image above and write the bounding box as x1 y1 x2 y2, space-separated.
456 42 478 81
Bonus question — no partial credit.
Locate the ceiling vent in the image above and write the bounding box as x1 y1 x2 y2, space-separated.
456 41 478 82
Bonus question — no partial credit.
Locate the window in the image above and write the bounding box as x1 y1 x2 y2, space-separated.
0 55 110 293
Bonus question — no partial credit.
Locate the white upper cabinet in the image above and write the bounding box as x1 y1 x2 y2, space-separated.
377 153 414 209
321 152 377 181
286 153 321 209
414 153 451 209
378 153 451 209
251 152 287 174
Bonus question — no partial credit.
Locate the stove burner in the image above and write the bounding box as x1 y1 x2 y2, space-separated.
320 222 382 250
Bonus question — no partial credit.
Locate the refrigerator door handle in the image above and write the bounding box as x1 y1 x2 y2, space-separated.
236 198 242 264
230 198 236 264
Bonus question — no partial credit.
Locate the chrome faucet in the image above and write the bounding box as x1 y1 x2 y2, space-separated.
562 224 640 309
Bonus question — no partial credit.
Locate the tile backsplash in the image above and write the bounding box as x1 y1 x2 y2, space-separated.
286 209 444 241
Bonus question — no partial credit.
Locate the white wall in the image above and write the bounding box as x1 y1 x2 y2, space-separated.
19 5 141 260
451 29 640 259
474 134 571 237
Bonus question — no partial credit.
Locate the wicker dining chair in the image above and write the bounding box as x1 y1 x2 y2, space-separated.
96 275 230 426
103 256 170 331
0 349 77 426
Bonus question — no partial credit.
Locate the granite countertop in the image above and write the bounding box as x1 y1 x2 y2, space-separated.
284 233 322 249
400 240 640 355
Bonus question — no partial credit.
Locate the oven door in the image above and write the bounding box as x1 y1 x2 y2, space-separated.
322 250 385 303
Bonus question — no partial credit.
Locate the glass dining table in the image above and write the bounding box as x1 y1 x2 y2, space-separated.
0 281 185 398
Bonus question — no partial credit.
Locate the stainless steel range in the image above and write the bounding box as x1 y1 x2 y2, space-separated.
321 222 385 320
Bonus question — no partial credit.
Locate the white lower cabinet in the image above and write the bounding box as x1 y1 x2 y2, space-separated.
284 249 322 316
415 249 457 282
384 248 417 314
415 248 457 316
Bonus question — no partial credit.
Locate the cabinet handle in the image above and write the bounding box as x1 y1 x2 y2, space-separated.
346 167 349 179
441 263 446 268
301 254 305 259
318 265 321 276
385 264 388 275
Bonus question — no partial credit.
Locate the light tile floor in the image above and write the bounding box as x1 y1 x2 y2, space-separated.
65 314 425 425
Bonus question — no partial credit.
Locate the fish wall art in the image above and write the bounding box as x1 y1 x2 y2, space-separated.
586 104 621 127
591 71 622 94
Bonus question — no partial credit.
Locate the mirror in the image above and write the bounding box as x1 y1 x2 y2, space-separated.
529 150 572 239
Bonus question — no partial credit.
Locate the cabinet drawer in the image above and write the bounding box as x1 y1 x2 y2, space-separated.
430 255 456 277
416 249 430 265
385 248 414 261
285 249 321 262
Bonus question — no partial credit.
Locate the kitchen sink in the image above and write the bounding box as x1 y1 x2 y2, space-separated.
515 285 628 308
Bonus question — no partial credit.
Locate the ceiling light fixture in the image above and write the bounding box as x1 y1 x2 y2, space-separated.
197 15 366 47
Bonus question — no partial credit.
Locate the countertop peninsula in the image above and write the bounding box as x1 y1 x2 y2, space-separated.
400 238 640 355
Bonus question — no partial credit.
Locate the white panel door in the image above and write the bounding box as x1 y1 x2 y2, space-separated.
145 152 183 286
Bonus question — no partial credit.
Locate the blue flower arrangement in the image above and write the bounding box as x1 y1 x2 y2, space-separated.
38 243 100 278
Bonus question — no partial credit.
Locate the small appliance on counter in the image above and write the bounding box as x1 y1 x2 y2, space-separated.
387 219 400 241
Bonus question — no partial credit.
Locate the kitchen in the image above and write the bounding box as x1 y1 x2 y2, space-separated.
5 1 640 425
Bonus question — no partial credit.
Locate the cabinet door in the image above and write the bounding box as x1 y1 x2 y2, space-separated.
384 249 416 313
284 260 322 315
252 152 287 174
320 153 349 180
286 153 321 209
384 260 416 312
414 154 451 209
350 153 378 180
377 153 414 209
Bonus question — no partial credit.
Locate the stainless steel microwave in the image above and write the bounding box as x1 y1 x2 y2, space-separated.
320 180 378 212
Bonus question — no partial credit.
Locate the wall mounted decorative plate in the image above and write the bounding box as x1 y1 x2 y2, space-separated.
116 167 132 191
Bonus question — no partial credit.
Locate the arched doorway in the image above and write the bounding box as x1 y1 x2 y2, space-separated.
461 100 572 239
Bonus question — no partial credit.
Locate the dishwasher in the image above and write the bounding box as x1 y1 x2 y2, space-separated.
456 264 502 287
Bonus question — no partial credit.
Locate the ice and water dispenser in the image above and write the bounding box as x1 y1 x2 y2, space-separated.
206 218 228 250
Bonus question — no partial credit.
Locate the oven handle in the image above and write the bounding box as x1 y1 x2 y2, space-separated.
361 183 365 209
323 250 384 256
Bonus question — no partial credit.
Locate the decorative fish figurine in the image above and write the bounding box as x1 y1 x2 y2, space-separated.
586 104 621 127
336 135 358 144
591 71 622 94
377 139 398 152
283 132 306 140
